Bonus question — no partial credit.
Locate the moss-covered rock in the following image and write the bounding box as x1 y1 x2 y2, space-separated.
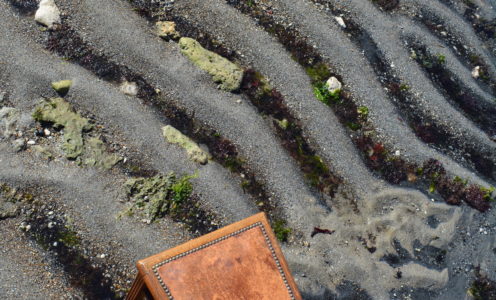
83 137 122 170
162 125 210 164
33 98 91 159
179 37 243 92
124 173 194 221
32 98 121 169
51 80 72 95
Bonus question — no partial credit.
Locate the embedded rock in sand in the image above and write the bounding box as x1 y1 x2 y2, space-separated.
156 21 180 40
179 37 243 92
34 0 61 28
162 125 210 164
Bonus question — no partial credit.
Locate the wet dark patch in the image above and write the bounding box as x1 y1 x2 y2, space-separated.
344 24 495 181
372 0 400 11
45 24 156 100
26 210 117 299
1 185 118 299
6 0 39 15
416 12 496 94
226 0 495 211
421 158 492 212
469 267 496 300
408 42 496 141
464 6 496 42
242 69 342 199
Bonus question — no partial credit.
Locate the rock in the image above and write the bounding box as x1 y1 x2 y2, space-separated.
34 0 61 28
155 21 180 40
472 66 480 79
12 139 26 152
179 37 243 92
83 137 122 169
0 107 19 138
51 80 72 95
162 125 210 164
334 16 346 28
27 140 36 145
32 145 54 160
326 77 342 94
33 98 91 159
119 81 138 96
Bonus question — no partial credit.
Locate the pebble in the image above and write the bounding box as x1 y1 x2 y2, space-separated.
99 254 106 259
334 16 346 28
47 222 55 229
236 99 242 104
25 224 31 232
27 140 36 145
44 129 51 136
394 150 400 156
53 242 58 247
471 66 480 79
120 81 138 96
326 77 342 94
34 0 61 28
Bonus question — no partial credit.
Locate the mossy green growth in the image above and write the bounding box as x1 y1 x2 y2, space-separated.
178 37 243 92
32 98 121 169
83 137 122 170
436 53 446 64
305 62 332 83
51 80 72 95
162 125 210 164
272 219 292 242
313 82 340 105
33 97 91 159
124 173 196 221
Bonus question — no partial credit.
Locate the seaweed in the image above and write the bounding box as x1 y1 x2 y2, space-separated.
469 267 496 300
372 0 400 11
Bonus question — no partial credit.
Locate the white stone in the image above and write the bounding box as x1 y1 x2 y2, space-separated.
326 76 342 94
34 0 61 28
120 81 138 96
44 128 51 136
27 140 36 145
334 16 346 28
471 66 480 79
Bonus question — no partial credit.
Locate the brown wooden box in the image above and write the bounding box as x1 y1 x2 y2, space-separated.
126 212 301 300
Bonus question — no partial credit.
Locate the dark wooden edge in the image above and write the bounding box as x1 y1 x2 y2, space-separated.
136 212 302 300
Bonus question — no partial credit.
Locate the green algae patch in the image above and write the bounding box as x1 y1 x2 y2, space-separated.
32 98 121 169
162 125 210 164
83 137 122 170
51 80 72 95
124 173 195 222
33 97 91 159
179 37 243 92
